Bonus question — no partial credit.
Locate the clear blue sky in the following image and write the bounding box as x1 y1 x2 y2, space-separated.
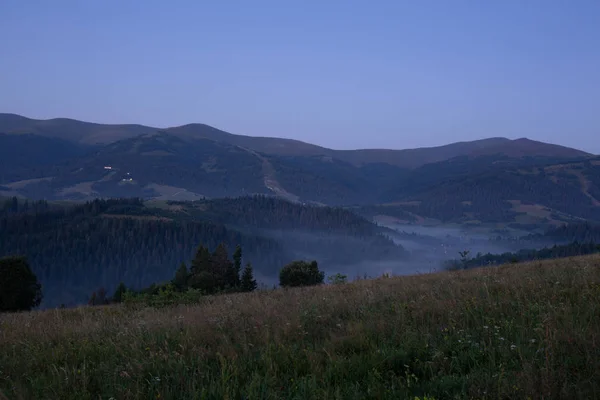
1 0 599 153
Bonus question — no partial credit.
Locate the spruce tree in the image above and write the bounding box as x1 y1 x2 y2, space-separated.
112 282 128 303
240 262 257 292
190 245 211 276
172 262 189 291
212 243 236 290
232 245 242 287
189 245 215 293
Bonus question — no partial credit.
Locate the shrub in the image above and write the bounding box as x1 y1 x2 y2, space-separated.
279 260 324 288
327 273 348 285
0 256 43 312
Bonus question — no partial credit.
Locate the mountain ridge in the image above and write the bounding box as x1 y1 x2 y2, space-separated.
0 113 592 168
1 113 598 226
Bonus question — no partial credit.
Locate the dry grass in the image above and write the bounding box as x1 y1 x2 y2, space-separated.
1 256 600 399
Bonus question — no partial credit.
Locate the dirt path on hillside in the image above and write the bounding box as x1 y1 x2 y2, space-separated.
571 169 600 206
243 148 300 202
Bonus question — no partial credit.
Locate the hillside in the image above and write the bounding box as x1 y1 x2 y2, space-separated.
1 113 591 167
373 156 600 225
0 197 406 307
2 256 599 399
1 114 598 225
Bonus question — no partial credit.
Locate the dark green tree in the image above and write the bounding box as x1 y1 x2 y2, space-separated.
240 262 257 292
279 260 324 288
190 245 212 276
189 245 216 293
0 256 43 312
212 243 236 290
233 244 243 287
112 282 128 303
172 262 190 291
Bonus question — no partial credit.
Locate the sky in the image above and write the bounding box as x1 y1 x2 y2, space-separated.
1 0 599 153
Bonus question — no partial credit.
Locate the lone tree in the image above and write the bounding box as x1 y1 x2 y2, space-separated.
0 256 43 312
172 262 190 292
112 282 129 303
240 262 257 292
279 260 324 288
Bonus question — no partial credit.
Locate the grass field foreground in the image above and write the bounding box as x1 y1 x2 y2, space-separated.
1 256 600 399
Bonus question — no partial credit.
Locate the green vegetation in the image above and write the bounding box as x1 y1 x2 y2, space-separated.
532 221 600 244
1 256 599 398
240 263 258 292
0 197 405 308
169 196 383 236
279 260 325 288
87 242 259 307
0 198 286 307
445 241 600 270
327 273 348 285
0 256 43 312
2 114 598 222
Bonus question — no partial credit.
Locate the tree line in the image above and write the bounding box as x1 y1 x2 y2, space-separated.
0 197 406 308
444 241 600 270
88 243 327 308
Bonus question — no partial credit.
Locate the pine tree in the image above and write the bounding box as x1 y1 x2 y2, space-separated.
172 262 189 291
112 282 128 303
189 245 214 292
212 243 236 290
190 245 211 276
240 262 257 292
232 245 242 288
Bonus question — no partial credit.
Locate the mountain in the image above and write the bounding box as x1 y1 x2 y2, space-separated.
0 113 154 145
0 113 591 167
368 156 600 226
0 113 598 226
0 133 89 183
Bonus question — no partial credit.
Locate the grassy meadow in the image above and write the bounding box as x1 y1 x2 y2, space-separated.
1 256 600 399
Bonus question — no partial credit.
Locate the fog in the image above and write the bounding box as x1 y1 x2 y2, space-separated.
252 222 551 285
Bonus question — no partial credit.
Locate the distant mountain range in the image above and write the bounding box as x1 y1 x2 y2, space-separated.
1 113 599 226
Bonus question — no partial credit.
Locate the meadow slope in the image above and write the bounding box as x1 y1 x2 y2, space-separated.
1 256 600 399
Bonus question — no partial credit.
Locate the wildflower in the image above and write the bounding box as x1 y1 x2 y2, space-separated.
530 339 536 344
510 344 517 350
499 337 505 341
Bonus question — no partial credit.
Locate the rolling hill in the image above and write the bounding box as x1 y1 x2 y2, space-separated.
0 113 591 167
1 113 598 226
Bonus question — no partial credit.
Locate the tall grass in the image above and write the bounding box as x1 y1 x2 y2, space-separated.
1 256 600 399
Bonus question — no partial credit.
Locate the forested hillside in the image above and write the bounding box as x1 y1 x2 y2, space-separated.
376 156 600 224
525 222 600 244
445 241 600 270
1 114 597 223
0 197 406 307
164 196 384 236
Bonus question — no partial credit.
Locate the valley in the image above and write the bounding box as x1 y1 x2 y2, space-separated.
2 114 600 309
